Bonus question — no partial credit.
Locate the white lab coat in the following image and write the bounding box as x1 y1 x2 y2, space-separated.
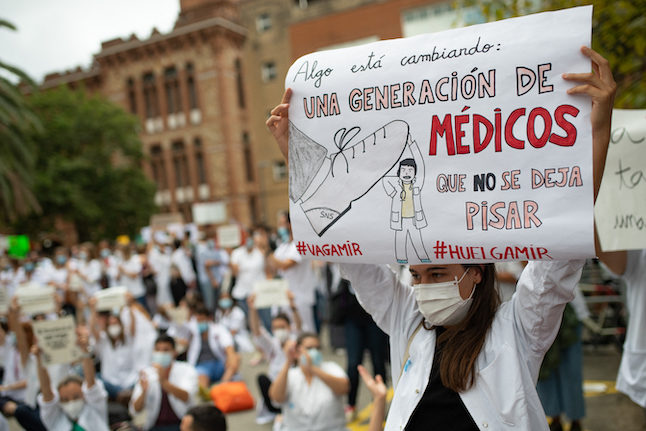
607 249 646 407
186 320 233 366
38 380 109 431
340 259 584 431
129 361 198 430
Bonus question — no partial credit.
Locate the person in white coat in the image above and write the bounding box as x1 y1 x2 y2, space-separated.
595 246 646 415
265 45 616 431
36 326 110 431
130 334 198 431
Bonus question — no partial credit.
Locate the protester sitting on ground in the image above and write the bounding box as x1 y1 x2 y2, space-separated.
0 320 46 431
88 296 139 403
130 334 198 431
8 297 71 412
269 332 349 431
36 326 110 431
185 304 239 397
180 404 227 431
266 45 616 430
248 291 302 424
358 364 388 431
215 291 255 353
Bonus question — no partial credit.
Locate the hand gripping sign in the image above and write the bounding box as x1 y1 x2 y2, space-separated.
286 6 594 264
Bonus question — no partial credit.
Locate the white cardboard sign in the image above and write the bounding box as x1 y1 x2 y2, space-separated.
217 225 242 249
286 7 593 263
595 109 646 251
253 279 289 309
32 317 83 365
15 286 56 315
94 286 127 311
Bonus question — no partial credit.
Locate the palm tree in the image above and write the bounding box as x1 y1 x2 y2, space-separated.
0 18 41 222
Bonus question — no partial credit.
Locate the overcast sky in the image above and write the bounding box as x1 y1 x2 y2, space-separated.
0 0 180 82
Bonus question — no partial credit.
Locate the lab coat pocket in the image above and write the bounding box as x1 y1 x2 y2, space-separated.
478 344 526 426
415 210 424 222
391 212 400 223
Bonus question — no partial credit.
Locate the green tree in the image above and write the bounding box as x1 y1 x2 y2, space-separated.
16 86 156 242
0 19 41 222
456 0 646 108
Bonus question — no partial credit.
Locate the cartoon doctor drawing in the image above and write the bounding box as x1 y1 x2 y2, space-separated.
382 139 431 264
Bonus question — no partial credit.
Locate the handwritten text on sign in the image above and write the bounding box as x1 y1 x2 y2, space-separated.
286 6 594 264
595 109 646 251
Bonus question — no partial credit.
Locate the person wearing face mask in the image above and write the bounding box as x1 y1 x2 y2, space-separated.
215 292 254 353
247 291 302 425
186 305 239 397
269 332 349 431
130 334 198 431
36 326 110 431
73 243 102 297
196 230 230 311
230 229 267 316
88 297 138 402
265 46 616 431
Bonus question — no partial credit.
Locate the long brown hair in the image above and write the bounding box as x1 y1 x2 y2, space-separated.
436 263 500 392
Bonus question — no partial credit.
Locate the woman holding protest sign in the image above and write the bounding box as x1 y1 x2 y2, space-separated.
267 45 616 430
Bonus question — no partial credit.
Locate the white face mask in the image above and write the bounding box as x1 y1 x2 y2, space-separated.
414 268 475 327
107 324 122 338
273 328 290 344
60 398 84 421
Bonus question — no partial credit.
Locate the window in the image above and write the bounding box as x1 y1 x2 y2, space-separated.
127 78 137 114
256 12 272 32
150 145 167 190
242 132 254 182
401 2 485 37
272 160 287 181
172 141 190 188
235 58 246 108
186 63 199 110
194 138 207 184
142 72 160 118
261 62 276 82
164 66 182 114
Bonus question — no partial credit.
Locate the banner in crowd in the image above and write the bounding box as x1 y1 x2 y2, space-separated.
94 286 127 311
286 6 593 263
32 316 83 365
595 109 646 251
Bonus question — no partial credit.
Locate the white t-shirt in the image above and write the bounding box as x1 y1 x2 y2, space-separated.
95 332 139 387
281 362 347 431
119 255 145 298
230 247 265 300
273 242 317 306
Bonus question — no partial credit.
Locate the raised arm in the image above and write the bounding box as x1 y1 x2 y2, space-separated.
563 46 616 202
77 326 96 388
35 344 54 402
8 297 29 367
266 88 292 162
268 339 297 404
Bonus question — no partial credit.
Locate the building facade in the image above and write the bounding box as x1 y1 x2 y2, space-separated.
43 0 468 229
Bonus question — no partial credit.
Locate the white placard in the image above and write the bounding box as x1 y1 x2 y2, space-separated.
32 317 83 365
192 202 227 225
253 279 289 309
217 225 242 249
94 286 127 311
15 286 56 315
166 306 189 324
286 7 593 263
595 109 646 251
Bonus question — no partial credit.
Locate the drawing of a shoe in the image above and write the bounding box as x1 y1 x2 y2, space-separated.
289 120 411 236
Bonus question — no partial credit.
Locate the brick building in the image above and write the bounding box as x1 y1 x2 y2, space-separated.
43 0 472 229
